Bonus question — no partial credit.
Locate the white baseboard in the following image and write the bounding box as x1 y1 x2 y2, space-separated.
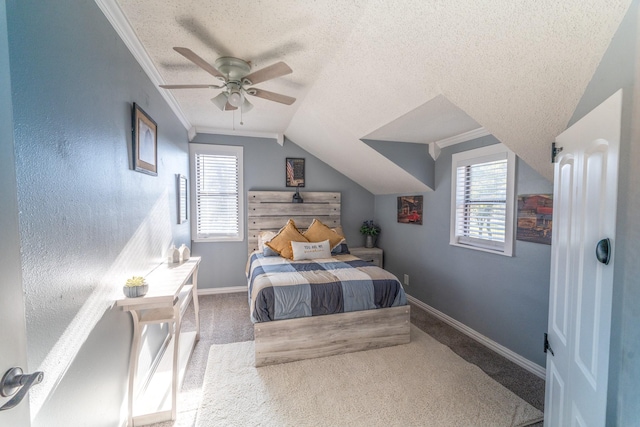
407 295 546 379
198 286 247 296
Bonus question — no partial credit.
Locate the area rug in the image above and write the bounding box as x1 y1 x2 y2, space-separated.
195 326 544 427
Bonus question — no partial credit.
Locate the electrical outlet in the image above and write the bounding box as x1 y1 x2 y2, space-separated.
403 274 409 286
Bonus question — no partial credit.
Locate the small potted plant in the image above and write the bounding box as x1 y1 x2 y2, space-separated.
123 276 148 298
360 220 380 248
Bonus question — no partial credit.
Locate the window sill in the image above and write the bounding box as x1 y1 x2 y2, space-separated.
192 237 244 243
449 241 513 257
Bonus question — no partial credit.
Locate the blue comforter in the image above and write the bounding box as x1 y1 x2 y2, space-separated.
246 252 407 323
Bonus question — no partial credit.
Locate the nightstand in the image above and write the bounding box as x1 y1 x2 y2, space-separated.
350 247 383 268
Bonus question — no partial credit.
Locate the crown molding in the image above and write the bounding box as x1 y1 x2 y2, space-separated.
187 127 197 142
94 0 191 131
435 127 490 148
194 127 284 145
428 142 442 160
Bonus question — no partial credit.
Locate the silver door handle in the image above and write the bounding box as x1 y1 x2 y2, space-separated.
0 367 44 411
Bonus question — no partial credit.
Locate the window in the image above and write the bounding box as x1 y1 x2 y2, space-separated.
189 143 243 242
450 144 515 256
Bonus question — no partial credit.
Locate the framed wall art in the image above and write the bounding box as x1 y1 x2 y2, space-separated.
286 157 305 187
132 103 158 176
397 195 423 225
177 174 188 224
516 194 553 245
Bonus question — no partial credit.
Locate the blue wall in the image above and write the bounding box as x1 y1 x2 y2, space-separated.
6 0 190 425
374 135 552 367
190 133 375 289
363 138 435 189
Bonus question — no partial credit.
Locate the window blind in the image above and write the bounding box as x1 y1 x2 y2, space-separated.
454 159 508 251
190 144 243 242
450 143 515 256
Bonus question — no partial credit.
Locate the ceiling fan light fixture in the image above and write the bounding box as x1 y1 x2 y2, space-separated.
211 92 230 111
241 97 253 113
227 89 244 108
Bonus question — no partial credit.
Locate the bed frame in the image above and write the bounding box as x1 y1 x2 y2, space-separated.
248 190 410 367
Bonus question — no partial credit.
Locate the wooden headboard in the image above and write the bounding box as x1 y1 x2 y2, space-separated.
247 190 341 254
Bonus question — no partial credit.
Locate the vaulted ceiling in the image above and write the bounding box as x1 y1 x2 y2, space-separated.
106 0 631 194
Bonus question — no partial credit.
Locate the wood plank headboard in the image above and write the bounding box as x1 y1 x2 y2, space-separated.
247 190 341 254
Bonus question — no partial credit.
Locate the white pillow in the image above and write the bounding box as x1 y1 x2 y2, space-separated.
291 239 332 261
257 231 277 252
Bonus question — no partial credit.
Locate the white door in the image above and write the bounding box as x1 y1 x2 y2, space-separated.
544 89 622 426
1 2 31 423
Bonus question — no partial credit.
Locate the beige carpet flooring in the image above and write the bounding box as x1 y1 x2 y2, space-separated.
148 293 545 427
195 325 543 427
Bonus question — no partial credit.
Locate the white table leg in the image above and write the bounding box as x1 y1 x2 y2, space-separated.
127 310 141 427
192 268 200 341
171 302 180 421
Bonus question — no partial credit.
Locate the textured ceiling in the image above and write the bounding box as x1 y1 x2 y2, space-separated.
115 0 630 194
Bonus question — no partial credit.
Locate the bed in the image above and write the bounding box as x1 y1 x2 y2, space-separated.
247 190 410 367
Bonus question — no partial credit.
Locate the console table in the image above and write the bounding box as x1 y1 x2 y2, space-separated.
116 257 201 426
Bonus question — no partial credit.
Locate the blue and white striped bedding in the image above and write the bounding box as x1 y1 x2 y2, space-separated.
247 252 407 323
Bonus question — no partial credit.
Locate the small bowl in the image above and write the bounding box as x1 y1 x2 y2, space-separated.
123 284 148 298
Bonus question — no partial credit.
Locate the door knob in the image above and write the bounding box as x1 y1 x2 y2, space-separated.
596 238 611 265
544 333 554 356
0 367 44 411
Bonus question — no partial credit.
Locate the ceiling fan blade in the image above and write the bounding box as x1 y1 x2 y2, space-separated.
159 84 213 89
242 61 292 85
247 88 296 105
173 47 225 80
211 92 230 111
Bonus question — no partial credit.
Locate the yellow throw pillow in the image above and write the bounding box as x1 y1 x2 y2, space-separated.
266 219 309 259
303 219 345 250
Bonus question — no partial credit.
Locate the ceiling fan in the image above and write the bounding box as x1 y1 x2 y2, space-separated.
159 47 296 113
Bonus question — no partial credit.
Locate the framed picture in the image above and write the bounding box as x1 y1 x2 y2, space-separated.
286 158 305 187
397 195 423 225
177 174 188 224
132 103 158 176
516 194 553 245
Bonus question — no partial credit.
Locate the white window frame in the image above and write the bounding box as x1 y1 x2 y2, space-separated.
449 143 516 256
189 143 244 243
